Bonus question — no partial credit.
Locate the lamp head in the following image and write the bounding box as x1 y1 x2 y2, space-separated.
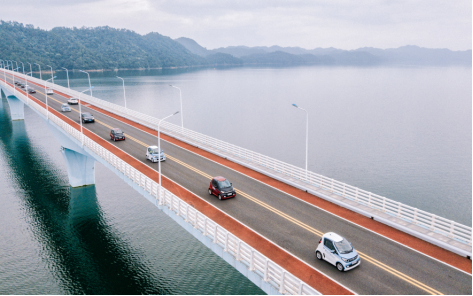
173 111 180 115
292 104 298 108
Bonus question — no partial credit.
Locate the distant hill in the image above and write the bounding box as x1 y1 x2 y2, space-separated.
175 37 210 57
1 21 469 71
177 37 472 66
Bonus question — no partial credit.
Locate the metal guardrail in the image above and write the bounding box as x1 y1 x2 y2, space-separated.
2 77 321 295
8 70 473 245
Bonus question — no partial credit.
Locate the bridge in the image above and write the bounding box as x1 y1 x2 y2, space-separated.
0 68 471 295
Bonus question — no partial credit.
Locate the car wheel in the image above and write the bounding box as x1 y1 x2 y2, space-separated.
218 194 222 200
336 262 344 272
316 251 322 260
208 189 212 195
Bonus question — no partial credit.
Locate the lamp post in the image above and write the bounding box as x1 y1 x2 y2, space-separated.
12 67 20 95
34 63 42 80
61 67 70 89
292 103 309 173
19 62 25 74
25 71 32 104
1 61 6 86
12 61 18 72
169 84 184 131
46 65 54 84
44 76 57 119
78 86 94 146
27 62 32 76
116 76 127 109
79 70 92 97
157 111 179 204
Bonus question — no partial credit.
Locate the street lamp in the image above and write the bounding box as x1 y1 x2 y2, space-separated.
292 103 309 173
12 61 18 72
79 70 92 97
11 67 20 95
19 61 24 74
34 63 42 80
61 67 70 89
78 86 95 146
44 76 57 119
169 84 184 130
26 62 32 76
157 111 179 204
46 65 54 84
24 71 32 104
116 76 127 109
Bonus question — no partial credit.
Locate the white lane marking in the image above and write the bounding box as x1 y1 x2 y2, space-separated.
9 73 471 276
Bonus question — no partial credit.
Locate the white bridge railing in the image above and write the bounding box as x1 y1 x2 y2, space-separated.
1 76 320 295
8 70 473 246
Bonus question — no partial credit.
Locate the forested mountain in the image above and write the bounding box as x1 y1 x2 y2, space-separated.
1 21 469 71
0 21 239 70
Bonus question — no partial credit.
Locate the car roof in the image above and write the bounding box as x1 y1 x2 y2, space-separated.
213 176 226 181
148 145 158 149
323 232 344 242
112 128 121 131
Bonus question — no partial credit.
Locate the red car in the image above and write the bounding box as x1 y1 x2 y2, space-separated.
110 128 125 141
208 176 236 200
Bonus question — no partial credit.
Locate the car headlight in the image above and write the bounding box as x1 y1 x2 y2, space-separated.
342 258 348 262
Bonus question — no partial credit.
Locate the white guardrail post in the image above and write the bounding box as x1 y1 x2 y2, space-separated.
6 70 472 247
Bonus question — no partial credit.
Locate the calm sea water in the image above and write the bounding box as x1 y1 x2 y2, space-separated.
1 65 470 294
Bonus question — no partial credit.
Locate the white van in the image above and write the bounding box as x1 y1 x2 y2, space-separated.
46 88 54 95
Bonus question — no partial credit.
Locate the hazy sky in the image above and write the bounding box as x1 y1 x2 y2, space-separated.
1 0 471 50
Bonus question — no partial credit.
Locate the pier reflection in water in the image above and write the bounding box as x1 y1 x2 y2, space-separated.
0 97 263 294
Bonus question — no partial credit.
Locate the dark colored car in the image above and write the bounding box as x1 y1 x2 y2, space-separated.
208 176 236 200
28 88 36 93
81 112 95 123
110 128 125 141
20 84 25 88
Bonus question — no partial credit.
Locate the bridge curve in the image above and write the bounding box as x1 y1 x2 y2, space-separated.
1 69 471 295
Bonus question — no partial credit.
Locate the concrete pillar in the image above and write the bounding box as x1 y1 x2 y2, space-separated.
6 95 25 120
61 147 96 187
0 85 25 121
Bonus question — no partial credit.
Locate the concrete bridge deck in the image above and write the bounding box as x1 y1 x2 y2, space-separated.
1 71 471 295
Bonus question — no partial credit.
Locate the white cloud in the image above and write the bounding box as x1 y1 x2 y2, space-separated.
0 0 470 50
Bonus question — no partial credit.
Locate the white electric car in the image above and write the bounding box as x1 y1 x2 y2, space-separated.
146 146 166 162
315 232 360 271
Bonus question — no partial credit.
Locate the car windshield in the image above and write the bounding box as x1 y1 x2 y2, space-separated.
151 148 162 154
334 239 353 254
62 104 68 107
218 179 231 189
82 113 91 117
114 129 123 134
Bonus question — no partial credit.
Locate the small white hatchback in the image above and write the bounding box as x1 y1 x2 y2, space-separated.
146 145 166 162
315 232 360 271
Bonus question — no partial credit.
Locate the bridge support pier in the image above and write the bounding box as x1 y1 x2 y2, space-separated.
61 147 95 187
45 116 96 187
0 87 25 121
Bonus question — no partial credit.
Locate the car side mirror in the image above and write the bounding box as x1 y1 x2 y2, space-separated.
330 249 335 253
